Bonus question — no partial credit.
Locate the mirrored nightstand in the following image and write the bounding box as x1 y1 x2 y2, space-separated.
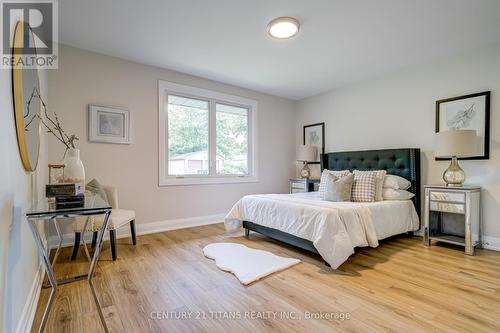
289 178 320 194
423 185 482 255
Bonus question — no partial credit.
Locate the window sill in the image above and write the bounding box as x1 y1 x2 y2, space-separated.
159 176 259 187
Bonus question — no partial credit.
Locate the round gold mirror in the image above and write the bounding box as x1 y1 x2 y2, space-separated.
12 21 41 172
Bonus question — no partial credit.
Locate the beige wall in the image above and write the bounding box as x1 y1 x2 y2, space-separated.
297 43 500 246
0 60 48 331
48 45 297 228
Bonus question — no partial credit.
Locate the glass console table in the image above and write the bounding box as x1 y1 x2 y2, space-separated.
26 194 112 333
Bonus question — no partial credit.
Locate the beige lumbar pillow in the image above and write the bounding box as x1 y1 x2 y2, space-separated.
323 173 354 202
318 169 351 198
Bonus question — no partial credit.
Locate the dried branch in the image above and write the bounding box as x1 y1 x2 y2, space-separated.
26 86 78 152
24 113 37 130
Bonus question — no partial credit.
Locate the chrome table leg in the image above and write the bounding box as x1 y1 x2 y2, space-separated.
80 216 93 262
42 218 63 289
88 210 111 333
28 219 58 333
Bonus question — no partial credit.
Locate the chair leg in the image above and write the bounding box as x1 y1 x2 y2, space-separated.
71 232 81 260
91 231 98 248
110 229 117 261
130 219 137 246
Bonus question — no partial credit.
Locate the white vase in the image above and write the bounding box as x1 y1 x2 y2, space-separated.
63 148 85 191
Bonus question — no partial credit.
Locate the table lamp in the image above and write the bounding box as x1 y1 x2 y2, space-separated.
297 145 317 179
434 129 480 186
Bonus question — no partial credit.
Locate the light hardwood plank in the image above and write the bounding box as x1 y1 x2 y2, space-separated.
32 224 500 332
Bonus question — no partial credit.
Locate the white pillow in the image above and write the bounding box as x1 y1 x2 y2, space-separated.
382 188 415 200
318 169 351 198
383 175 411 190
353 170 386 201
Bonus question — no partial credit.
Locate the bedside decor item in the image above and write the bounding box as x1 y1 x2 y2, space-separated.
423 185 481 255
436 91 490 160
296 145 317 178
303 122 324 163
12 21 42 172
88 104 131 144
435 129 479 186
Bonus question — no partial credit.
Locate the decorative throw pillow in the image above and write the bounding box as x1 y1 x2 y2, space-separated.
351 171 377 202
353 170 386 201
382 188 415 200
318 169 351 198
383 175 411 190
323 173 354 202
86 178 108 203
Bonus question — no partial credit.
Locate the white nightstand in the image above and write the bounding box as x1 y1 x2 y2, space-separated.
423 185 481 255
289 179 320 194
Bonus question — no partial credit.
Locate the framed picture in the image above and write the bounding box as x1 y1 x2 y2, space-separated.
88 105 131 144
435 91 490 160
303 122 325 163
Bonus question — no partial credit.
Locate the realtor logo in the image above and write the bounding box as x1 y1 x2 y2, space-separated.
1 0 58 68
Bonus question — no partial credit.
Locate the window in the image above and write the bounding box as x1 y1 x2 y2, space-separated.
159 81 258 186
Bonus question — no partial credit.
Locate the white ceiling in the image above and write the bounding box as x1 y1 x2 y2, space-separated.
59 0 500 100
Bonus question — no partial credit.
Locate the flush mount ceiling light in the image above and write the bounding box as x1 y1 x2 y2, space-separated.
267 17 300 39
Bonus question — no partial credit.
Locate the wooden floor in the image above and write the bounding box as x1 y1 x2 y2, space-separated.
32 224 500 333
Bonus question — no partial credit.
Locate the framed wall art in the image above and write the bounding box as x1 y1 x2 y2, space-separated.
88 105 131 144
436 91 490 160
303 122 325 163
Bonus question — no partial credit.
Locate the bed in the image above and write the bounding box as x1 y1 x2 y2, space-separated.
225 148 421 268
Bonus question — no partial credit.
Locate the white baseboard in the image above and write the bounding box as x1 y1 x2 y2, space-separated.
482 236 500 251
48 213 225 249
135 213 225 237
16 263 44 333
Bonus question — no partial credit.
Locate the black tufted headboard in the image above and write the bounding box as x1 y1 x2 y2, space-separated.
320 148 421 220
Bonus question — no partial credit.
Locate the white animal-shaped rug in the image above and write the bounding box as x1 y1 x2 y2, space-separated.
203 243 301 285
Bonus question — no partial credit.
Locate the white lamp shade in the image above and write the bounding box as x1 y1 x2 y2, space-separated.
297 145 317 162
435 130 480 158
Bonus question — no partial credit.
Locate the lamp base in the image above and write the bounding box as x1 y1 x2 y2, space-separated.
443 156 465 187
300 162 311 179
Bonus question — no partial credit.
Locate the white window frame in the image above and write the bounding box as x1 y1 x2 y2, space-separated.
158 80 258 186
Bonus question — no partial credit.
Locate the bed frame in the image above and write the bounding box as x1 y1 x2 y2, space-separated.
243 148 421 256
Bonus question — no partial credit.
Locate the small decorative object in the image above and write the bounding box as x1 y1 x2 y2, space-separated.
55 195 85 209
88 105 131 144
63 148 86 189
46 183 84 197
435 129 480 186
436 91 490 160
48 164 65 184
34 90 83 188
297 145 317 179
303 122 324 163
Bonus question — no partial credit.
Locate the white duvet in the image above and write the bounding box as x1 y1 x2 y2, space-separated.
225 192 419 269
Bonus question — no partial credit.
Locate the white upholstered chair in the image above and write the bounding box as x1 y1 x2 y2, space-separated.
71 185 136 261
